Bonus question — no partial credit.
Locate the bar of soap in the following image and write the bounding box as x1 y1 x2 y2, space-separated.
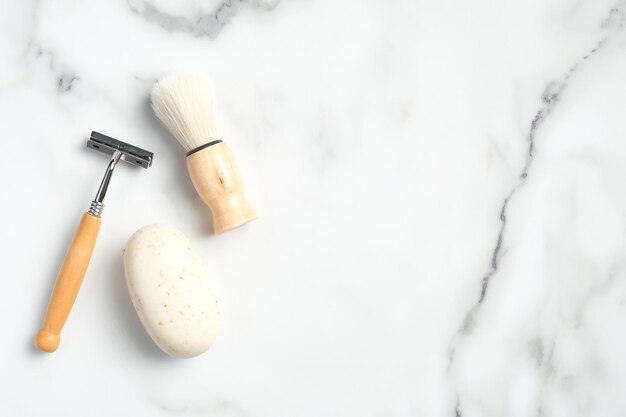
123 224 218 358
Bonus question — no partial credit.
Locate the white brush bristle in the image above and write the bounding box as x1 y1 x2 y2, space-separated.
151 73 219 152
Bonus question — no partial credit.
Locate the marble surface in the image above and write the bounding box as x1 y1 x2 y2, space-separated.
2 0 626 416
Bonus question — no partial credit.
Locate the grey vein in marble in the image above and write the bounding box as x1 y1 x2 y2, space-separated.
448 1 626 414
18 0 80 94
459 3 622 333
57 73 79 92
26 44 79 93
455 402 462 417
127 0 280 39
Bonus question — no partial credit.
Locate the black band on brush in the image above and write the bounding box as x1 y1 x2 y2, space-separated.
186 140 223 157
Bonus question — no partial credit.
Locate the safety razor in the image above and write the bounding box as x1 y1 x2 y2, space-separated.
35 131 153 353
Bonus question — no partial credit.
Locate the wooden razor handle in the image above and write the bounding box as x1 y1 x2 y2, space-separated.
187 141 258 234
35 213 102 352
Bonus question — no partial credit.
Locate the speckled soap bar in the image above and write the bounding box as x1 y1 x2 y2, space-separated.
123 224 218 358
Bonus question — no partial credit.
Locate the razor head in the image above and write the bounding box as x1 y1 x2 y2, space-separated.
88 131 153 168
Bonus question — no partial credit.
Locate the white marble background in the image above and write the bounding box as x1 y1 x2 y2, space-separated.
2 0 626 416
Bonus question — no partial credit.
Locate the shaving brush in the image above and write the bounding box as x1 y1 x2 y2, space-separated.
151 73 258 234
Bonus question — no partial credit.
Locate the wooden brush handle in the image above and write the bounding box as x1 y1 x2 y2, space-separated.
35 213 102 352
186 142 258 234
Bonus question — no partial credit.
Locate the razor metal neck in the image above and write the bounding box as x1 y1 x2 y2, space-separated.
88 151 122 217
95 150 122 203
